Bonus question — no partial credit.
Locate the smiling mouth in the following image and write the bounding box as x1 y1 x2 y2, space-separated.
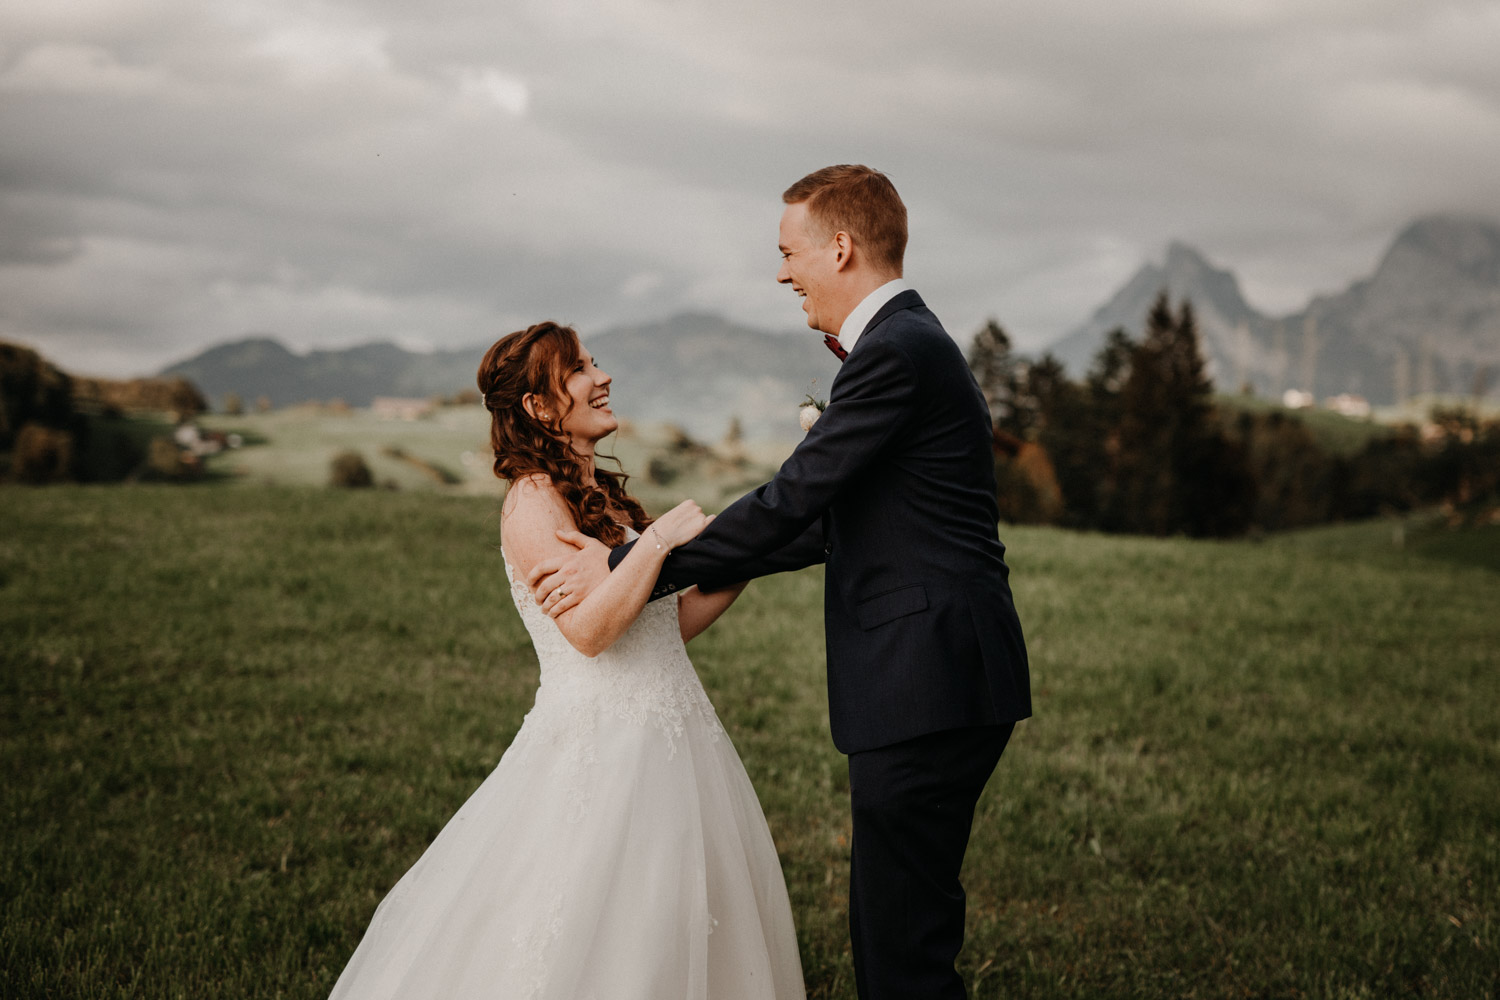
588 395 610 409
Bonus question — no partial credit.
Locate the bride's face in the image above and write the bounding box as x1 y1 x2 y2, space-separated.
556 351 616 445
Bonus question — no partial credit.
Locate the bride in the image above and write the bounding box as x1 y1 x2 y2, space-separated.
327 321 806 999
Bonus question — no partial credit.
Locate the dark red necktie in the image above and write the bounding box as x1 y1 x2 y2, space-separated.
823 334 848 361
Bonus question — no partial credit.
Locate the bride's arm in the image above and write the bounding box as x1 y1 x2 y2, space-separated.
677 581 749 644
503 477 707 657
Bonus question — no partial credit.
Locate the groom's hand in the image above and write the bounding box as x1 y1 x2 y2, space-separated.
528 530 611 618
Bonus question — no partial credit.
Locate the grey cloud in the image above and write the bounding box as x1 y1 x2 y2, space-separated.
2 0 1498 375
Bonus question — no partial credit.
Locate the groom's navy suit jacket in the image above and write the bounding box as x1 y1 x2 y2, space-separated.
613 290 1030 754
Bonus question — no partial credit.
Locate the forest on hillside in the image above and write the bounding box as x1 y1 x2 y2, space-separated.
970 293 1500 537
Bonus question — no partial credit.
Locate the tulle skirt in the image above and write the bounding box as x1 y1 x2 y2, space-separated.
328 700 806 1000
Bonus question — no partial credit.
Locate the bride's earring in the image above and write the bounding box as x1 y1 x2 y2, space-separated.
522 393 552 424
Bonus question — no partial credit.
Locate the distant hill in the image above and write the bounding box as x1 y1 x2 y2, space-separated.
162 338 473 410
162 314 840 441
1047 215 1500 404
579 313 840 441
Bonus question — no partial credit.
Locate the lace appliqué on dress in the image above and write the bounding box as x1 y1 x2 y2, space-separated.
500 537 722 826
508 885 566 1000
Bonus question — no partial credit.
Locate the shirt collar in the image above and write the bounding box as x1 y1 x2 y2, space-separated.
837 278 909 356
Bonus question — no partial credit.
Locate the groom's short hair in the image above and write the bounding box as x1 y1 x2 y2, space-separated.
784 165 907 274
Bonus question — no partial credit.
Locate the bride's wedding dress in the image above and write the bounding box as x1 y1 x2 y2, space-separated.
328 534 805 1000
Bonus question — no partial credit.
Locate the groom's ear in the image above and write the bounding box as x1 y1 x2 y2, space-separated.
832 230 854 272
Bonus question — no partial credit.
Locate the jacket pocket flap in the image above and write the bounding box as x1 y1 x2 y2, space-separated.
856 584 928 630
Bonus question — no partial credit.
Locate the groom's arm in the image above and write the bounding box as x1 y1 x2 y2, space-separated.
531 517 824 617
653 336 917 578
610 513 827 599
533 337 917 612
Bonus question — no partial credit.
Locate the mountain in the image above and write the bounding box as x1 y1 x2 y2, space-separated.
580 313 841 440
1283 216 1500 402
162 315 840 441
166 215 1500 425
1049 215 1500 403
1049 242 1274 389
163 337 474 408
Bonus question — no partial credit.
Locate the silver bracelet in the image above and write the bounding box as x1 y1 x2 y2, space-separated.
649 525 666 552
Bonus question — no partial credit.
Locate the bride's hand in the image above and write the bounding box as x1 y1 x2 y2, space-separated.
647 499 709 551
530 531 612 617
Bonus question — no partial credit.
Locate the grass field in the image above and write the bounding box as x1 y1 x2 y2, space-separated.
2 485 1496 998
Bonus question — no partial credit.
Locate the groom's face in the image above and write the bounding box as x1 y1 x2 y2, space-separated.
777 201 841 335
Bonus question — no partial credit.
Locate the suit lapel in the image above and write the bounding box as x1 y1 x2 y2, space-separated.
861 289 925 338
828 289 924 393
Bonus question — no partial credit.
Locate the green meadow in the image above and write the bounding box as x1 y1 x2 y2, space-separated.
2 484 1496 998
192 406 788 511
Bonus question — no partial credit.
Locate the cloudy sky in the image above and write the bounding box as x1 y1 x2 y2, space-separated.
3 0 1499 377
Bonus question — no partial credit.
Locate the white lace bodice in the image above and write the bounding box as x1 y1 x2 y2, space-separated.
501 531 723 771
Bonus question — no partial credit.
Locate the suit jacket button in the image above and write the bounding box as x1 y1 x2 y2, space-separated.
823 543 832 554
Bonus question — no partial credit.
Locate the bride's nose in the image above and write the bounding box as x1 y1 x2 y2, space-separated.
595 367 611 386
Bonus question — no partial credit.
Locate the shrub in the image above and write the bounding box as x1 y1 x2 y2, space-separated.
662 424 712 457
647 456 679 486
0 343 74 451
992 433 1064 525
12 423 75 483
140 436 200 481
330 450 374 488
74 414 148 482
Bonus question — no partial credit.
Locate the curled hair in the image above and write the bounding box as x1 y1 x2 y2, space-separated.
477 321 650 547
783 164 907 274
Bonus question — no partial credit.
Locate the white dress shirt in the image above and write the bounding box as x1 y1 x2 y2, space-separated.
835 278 910 357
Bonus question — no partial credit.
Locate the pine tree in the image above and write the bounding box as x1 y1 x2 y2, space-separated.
1020 354 1103 528
965 319 1013 426
1111 293 1252 535
1088 327 1134 400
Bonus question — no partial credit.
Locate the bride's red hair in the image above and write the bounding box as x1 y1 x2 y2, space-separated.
477 321 650 547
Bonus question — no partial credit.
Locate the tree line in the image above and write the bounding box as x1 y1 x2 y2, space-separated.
970 293 1500 536
1 341 208 483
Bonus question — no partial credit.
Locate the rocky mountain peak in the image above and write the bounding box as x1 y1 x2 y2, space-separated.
1378 215 1500 288
1047 240 1263 379
1163 240 1212 273
1162 241 1255 320
1050 213 1500 404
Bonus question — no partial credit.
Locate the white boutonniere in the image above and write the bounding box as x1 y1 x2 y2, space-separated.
798 394 827 432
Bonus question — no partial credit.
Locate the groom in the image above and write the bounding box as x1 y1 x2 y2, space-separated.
531 164 1030 998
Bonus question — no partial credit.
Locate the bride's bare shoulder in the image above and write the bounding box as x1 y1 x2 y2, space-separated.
501 475 576 560
503 472 558 510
